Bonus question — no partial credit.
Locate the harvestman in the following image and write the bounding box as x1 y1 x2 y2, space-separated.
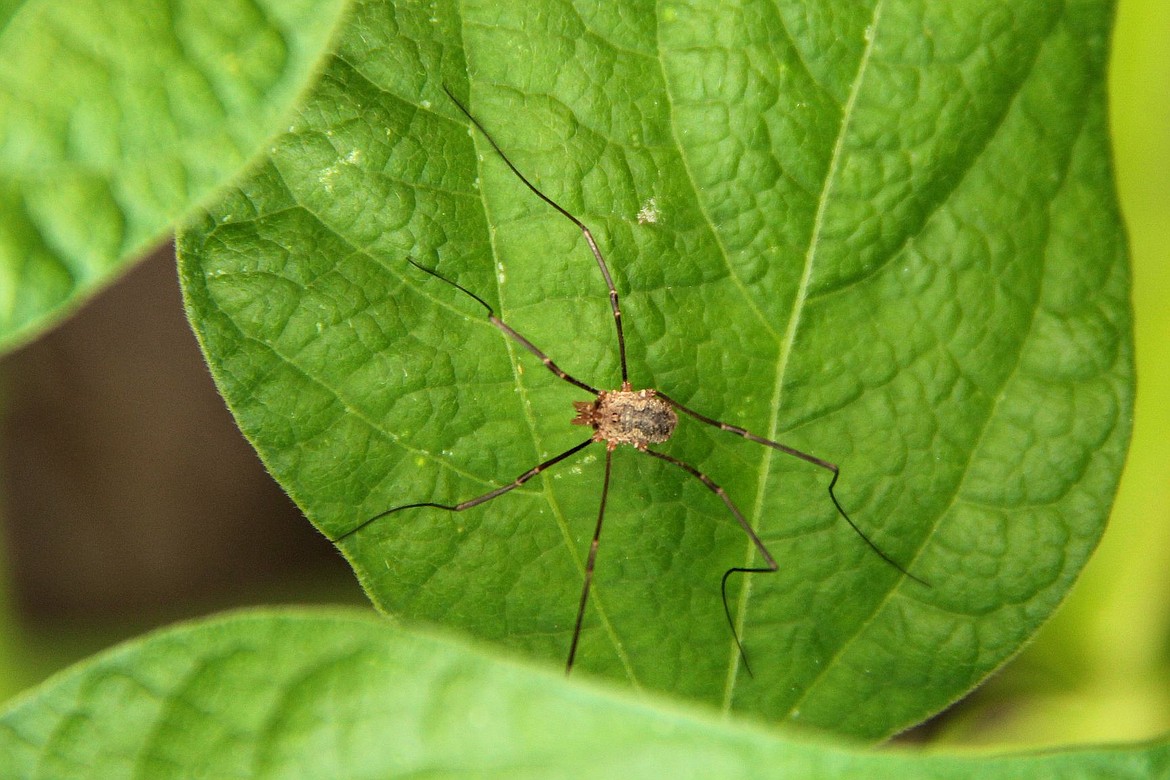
334 87 925 675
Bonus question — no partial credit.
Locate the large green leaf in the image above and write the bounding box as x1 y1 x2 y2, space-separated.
0 0 349 351
1 609 1167 778
178 0 1132 739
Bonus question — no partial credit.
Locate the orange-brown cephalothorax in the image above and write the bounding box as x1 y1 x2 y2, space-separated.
571 382 678 451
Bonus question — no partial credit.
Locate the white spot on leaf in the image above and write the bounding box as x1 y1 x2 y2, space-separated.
637 197 661 224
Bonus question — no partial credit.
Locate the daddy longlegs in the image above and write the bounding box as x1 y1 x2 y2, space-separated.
333 86 926 676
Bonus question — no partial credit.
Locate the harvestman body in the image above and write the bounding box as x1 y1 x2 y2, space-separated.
334 87 925 675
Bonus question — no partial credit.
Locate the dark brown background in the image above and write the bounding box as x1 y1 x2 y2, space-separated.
0 244 361 684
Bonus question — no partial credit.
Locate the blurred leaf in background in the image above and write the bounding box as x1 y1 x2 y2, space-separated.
0 0 348 349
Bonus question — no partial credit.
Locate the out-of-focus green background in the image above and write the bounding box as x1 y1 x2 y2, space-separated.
0 0 1166 750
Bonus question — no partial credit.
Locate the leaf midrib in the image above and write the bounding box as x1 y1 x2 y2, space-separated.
772 0 1072 726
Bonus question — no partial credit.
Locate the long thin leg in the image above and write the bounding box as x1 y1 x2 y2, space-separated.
408 259 599 396
442 85 629 385
332 438 595 543
656 392 928 588
566 447 613 674
641 448 775 676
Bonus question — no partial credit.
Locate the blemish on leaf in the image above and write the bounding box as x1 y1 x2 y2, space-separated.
636 197 661 224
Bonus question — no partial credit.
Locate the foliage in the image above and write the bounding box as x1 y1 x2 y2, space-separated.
0 0 348 349
2 610 1168 779
180 0 1131 739
0 0 1146 774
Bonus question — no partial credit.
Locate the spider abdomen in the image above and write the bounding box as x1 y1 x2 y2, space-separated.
571 384 678 450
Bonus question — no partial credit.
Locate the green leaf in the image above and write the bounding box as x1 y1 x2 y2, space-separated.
0 0 350 351
1 609 1167 778
178 0 1132 739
